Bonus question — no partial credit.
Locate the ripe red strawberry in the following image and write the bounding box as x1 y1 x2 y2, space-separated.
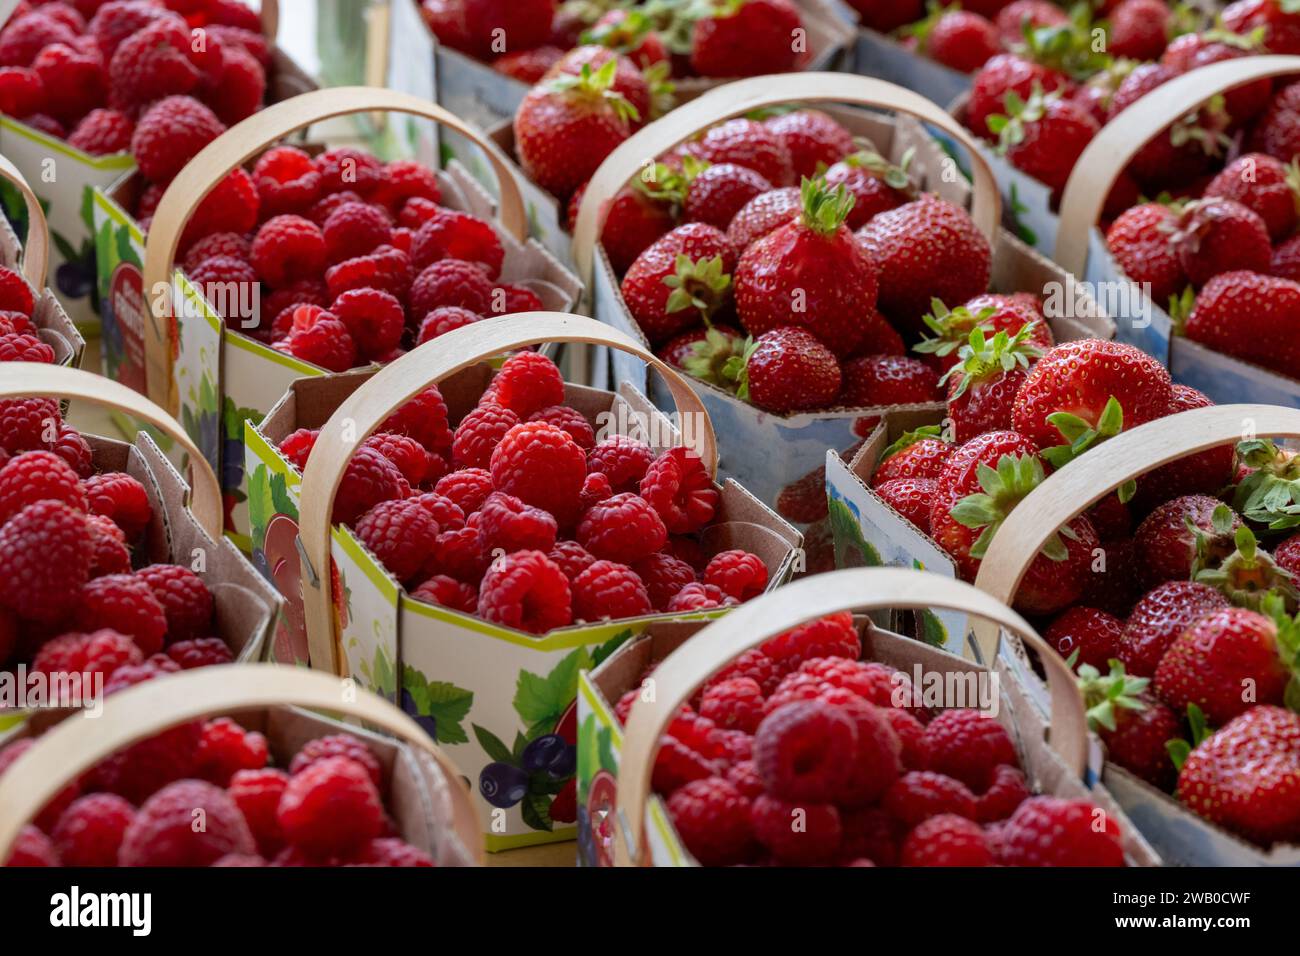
944 324 1041 442
1161 32 1272 124
1133 495 1240 591
987 86 1100 196
914 293 1052 374
966 54 1072 139
995 0 1068 44
493 47 565 84
685 117 793 188
683 161 773 232
1079 660 1180 790
573 173 679 275
461 0 555 57
620 223 734 345
1169 198 1272 288
1203 154 1300 243
871 427 952 487
725 327 841 414
1132 385 1235 512
734 178 880 357
1046 606 1124 672
875 477 936 533
1119 581 1229 677
913 8 999 74
689 0 805 78
763 110 855 182
1105 203 1187 309
1108 0 1171 60
822 148 912 230
1223 0 1300 56
726 186 801 253
1249 79 1300 163
1112 64 1230 189
839 355 939 408
547 46 653 127
1184 271 1300 381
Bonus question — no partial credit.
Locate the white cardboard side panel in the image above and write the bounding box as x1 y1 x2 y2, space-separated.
853 29 971 107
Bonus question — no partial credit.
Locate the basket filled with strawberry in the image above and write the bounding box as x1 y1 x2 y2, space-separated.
0 364 281 709
126 86 580 550
971 402 1300 864
0 0 314 332
0 664 482 867
246 312 801 849
598 566 1160 866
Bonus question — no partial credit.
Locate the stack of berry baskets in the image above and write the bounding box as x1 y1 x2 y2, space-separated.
0 152 84 367
131 86 580 552
597 566 1160 866
0 364 281 723
0 0 315 332
0 664 483 866
246 312 801 850
1054 55 1300 406
973 402 1300 865
572 72 1114 575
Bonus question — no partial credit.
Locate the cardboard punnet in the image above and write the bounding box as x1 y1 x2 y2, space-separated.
123 87 579 553
1052 55 1300 406
0 665 483 865
600 567 1160 866
974 402 1300 866
247 313 801 850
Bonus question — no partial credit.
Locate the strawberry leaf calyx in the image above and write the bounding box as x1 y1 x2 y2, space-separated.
582 9 655 53
879 424 946 465
681 327 742 386
950 452 1052 560
721 336 759 400
548 61 641 125
1166 702 1213 772
900 1 958 50
843 145 914 191
914 298 998 357
988 83 1058 157
940 322 1041 398
632 161 689 208
1016 3 1111 79
1194 523 1300 613
1231 439 1300 529
1042 396 1138 502
1077 659 1151 734
799 176 856 236
663 253 732 318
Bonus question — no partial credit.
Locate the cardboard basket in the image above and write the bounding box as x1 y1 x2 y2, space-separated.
1053 55 1300 404
602 567 1159 866
973 402 1300 866
0 665 483 866
245 312 800 850
0 154 83 367
573 72 1113 546
127 87 579 552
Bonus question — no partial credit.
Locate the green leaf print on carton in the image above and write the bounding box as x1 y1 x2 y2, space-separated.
828 493 882 569
911 559 950 648
403 665 473 745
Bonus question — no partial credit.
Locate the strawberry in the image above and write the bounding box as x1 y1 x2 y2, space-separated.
1274 234 1300 281
1231 437 1300 527
1105 203 1187 309
1078 660 1180 790
547 46 652 128
913 293 1052 375
514 59 638 199
689 0 805 78
1119 580 1230 677
576 171 680 274
966 54 1072 139
1110 64 1230 189
839 355 940 408
658 324 745 386
875 478 936 533
1134 496 1241 592
1176 705 1300 846
1046 606 1124 672
462 0 556 57
724 327 842 414
994 0 1068 45
846 0 924 33
1161 31 1273 123
584 9 668 70
620 223 735 346
822 148 913 230
763 110 856 181
871 426 952 487
1131 385 1235 512
686 118 793 188
908 6 1000 74
682 161 773 232
1107 0 1171 61
726 186 801 253
987 85 1100 196
1183 270 1300 381
1223 0 1300 56
734 178 881 357
1194 522 1300 612
858 194 992 336
943 324 1041 442
1168 198 1272 288
493 47 566 84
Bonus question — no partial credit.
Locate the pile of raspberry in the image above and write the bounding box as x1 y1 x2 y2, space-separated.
278 350 770 634
0 399 231 677
3 720 436 867
0 263 57 364
629 612 1129 867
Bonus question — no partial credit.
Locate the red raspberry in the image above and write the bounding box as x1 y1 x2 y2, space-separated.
901 813 993 867
211 853 266 866
490 351 566 418
699 677 764 733
577 493 667 563
478 491 557 555
827 693 904 806
67 107 133 155
572 559 651 622
415 305 482 344
0 331 53 363
0 737 81 831
279 312 357 371
0 310 34 336
83 471 152 538
107 16 199 111
702 549 767 601
527 405 594 451
130 95 223 183
496 283 544 315
881 706 929 770
32 41 103 124
228 767 289 856
204 43 264 125
397 196 441 228
195 716 269 785
883 771 978 828
253 146 322 217
411 573 477 613
5 825 59 866
725 759 764 799
0 499 91 623
652 734 719 794
840 806 898 866
410 208 504 277
21 112 65 138
976 764 1031 823
922 709 1018 792
51 793 135 867
289 734 383 789
0 66 44 117
119 779 255 866
86 514 131 577
350 837 435 866
333 445 408 525
166 637 234 669
315 147 383 196
410 491 464 530
183 231 251 273
489 421 586 520
433 468 493 514
797 656 890 703
547 540 597 581
72 573 167 655
409 259 493 316
261 279 327 336
136 563 213 642
381 385 451 455
0 12 78 68
278 428 318 470
278 756 384 857
666 581 734 612
707 648 781 697
371 159 441 212
307 189 364 226
996 796 1125 866
90 2 177 58
431 524 489 583
750 794 841 866
754 700 857 803
577 471 612 512
0 267 35 317
206 23 270 64
639 447 719 534
206 0 264 32
251 214 326 285
363 432 438 486
355 497 441 584
666 776 757 866
331 287 404 359
31 627 142 680
102 655 182 695
452 403 519 470
761 612 860 673
325 244 411 301
187 253 257 291
51 424 92 478
631 551 696 611
476 549 572 633
0 450 86 523
323 201 393 264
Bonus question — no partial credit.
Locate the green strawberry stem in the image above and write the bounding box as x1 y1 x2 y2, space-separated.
1231 438 1300 529
1166 703 1213 772
940 322 1041 398
878 424 947 465
1016 3 1112 79
663 253 731 318
721 336 759 400
682 327 743 386
1041 395 1138 503
1075 658 1152 732
840 145 914 191
913 297 999 358
949 452 1070 561
799 176 855 236
547 60 641 125
1193 521 1300 613
987 83 1057 157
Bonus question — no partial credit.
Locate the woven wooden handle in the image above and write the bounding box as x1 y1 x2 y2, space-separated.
0 152 47 289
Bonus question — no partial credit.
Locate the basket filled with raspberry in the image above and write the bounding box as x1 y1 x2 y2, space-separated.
0 664 482 866
596 566 1159 866
0 0 314 332
246 312 801 850
973 401 1300 865
128 86 579 551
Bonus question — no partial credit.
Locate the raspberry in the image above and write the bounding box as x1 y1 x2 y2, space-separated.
5 825 59 866
922 709 1018 792
195 716 269 786
996 796 1125 866
882 707 929 770
0 266 35 317
51 793 135 867
750 794 841 865
753 700 857 802
883 771 978 828
478 491 557 555
828 693 904 806
32 41 103 124
840 806 898 866
0 66 44 117
761 612 860 673
0 450 86 523
433 468 493 514
490 351 566 419
350 837 435 867
496 284 543 315
206 23 270 65
228 767 289 856
136 563 213 642
490 421 586 520
253 146 322 217
278 428 318 471
707 648 781 697
398 195 441 228
31 627 142 680
278 756 384 857
724 760 764 799
639 447 719 534
67 107 133 155
476 549 572 633
547 540 597 582
315 147 383 196
207 0 264 31
86 514 131 576
409 491 464 530
410 208 504 277
261 279 327 335
211 853 267 866
330 287 404 359
431 524 489 583
577 493 667 564
333 446 407 525
651 734 719 794
204 43 264 124
699 677 764 733
0 331 53 363
325 244 411 301
527 406 594 453
624 552 690 611
355 497 440 584
306 190 364 226
323 201 393 264
83 471 152 538
900 814 993 867
363 433 438 487
0 737 81 831
0 499 91 623
183 231 251 273
130 95 223 183
666 776 756 866
186 170 262 247
702 549 767 602
90 2 176 58
976 764 1031 823
571 559 651 622
0 310 34 336
118 780 255 866
666 581 734 612
72 573 167 655
102 655 182 695
381 385 451 455
22 112 65 138
91 720 201 806
409 259 493 316
166 637 233 669
0 12 78 68
288 734 383 790
251 214 326 286
411 573 477 613
416 305 482 344
187 255 258 298
452 403 519 470
371 159 441 212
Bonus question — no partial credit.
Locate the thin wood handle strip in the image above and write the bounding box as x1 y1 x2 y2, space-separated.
0 152 48 289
